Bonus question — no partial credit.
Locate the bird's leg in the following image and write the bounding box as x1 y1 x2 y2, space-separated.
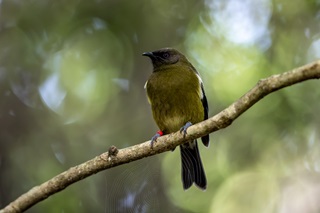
150 130 163 148
180 121 192 137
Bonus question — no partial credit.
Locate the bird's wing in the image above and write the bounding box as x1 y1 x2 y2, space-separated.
200 83 210 147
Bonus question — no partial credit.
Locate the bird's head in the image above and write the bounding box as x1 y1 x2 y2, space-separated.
143 48 189 71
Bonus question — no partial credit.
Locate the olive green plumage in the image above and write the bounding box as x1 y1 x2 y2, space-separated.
143 48 209 190
146 65 203 133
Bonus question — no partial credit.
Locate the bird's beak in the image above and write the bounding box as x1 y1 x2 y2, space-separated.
142 52 154 58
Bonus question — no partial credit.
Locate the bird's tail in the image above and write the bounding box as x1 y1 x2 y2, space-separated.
179 140 207 190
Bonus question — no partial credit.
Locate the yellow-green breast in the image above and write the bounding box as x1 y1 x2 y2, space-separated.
146 65 204 134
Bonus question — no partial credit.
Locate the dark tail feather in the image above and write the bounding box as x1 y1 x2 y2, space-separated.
179 140 207 190
201 135 210 147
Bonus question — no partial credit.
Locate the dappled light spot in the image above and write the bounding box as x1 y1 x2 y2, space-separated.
39 22 132 123
210 172 277 213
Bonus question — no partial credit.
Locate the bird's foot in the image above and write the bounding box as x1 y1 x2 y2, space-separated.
150 130 163 148
180 122 192 137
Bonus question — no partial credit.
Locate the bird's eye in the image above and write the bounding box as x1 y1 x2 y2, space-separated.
162 53 170 59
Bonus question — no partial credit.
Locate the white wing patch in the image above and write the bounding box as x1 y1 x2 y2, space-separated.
144 80 151 104
196 73 204 99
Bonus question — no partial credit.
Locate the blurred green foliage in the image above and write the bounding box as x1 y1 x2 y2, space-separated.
1 0 320 212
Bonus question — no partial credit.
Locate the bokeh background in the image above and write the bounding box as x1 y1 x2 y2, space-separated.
1 0 320 212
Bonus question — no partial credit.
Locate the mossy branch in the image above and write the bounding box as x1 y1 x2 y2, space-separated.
1 60 320 213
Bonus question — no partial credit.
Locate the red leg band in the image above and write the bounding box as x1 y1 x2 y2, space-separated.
157 130 163 136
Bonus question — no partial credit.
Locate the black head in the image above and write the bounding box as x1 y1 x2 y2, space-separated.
142 48 185 70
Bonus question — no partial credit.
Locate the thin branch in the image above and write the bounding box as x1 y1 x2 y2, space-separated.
1 60 320 213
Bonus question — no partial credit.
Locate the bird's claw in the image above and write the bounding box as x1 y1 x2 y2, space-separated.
150 130 163 148
180 122 192 137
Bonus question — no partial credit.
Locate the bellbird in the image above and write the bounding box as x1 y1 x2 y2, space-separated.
143 48 209 190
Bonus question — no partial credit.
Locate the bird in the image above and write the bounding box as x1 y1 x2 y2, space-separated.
143 48 209 190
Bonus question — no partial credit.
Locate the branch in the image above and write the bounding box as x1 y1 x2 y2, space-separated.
1 60 320 213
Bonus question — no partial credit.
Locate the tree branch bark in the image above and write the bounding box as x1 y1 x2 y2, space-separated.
1 60 320 213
